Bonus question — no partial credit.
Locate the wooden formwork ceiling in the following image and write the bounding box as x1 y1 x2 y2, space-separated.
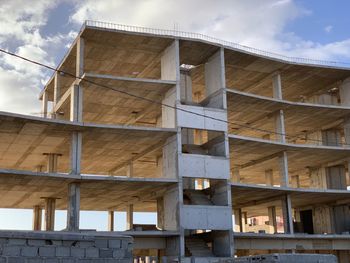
226 89 350 140
224 49 350 101
229 135 350 183
231 183 350 217
0 171 176 211
0 112 176 176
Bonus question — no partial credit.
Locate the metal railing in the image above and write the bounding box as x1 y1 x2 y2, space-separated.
85 20 350 68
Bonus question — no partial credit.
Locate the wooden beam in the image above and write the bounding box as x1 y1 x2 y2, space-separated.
108 211 114 231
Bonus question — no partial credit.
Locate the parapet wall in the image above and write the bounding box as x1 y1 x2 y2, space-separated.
0 231 132 262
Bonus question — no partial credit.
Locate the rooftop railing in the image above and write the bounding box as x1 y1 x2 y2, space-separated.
85 20 350 69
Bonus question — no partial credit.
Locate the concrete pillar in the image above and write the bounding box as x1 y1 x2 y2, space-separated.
44 198 56 231
281 195 294 234
157 197 164 230
274 110 286 143
242 212 247 232
291 175 300 188
126 162 133 177
278 151 289 187
180 69 192 104
70 84 83 122
126 204 134 230
272 73 282 99
70 132 82 175
53 73 61 107
234 209 243 232
265 169 274 186
108 211 114 231
268 206 277 234
339 77 350 106
232 167 240 183
67 183 80 231
204 49 225 108
44 153 61 173
76 37 84 78
42 91 48 118
161 41 178 81
32 205 42 231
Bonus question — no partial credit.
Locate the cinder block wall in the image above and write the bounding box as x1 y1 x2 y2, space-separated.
0 231 132 262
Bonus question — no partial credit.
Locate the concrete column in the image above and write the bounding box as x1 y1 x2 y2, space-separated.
126 204 134 230
161 40 178 81
268 206 277 234
76 37 84 78
274 110 286 142
242 212 247 232
32 205 42 231
281 194 294 234
291 175 300 188
279 151 289 187
180 69 192 104
70 132 82 175
42 91 48 118
44 198 56 231
44 153 61 173
70 84 83 122
157 197 164 230
108 211 114 231
234 209 243 232
232 167 240 183
265 169 274 186
272 73 282 99
67 183 80 231
126 162 133 177
53 73 61 107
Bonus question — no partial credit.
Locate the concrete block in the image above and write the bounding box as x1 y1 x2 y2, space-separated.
99 248 113 258
71 247 85 258
0 257 5 263
0 239 7 244
51 240 62 246
38 246 55 257
62 241 75 247
113 249 125 258
21 246 38 257
94 239 108 248
2 245 21 256
42 259 59 263
25 259 43 263
7 257 25 263
108 239 121 248
56 246 70 257
76 241 94 248
85 247 99 258
27 240 46 246
8 238 26 245
60 259 75 263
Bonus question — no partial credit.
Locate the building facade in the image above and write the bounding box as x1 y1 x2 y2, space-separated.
1 21 350 262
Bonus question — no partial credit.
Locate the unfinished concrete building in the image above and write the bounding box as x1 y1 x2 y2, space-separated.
1 21 350 262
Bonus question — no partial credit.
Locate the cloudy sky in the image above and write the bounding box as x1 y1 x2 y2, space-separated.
0 0 350 229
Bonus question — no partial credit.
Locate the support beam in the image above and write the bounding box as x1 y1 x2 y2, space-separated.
126 204 134 230
268 206 277 234
272 73 282 99
126 162 133 177
274 110 286 142
70 132 82 175
108 211 114 231
234 209 243 232
44 153 61 173
265 169 274 186
76 37 84 78
42 91 48 118
43 198 56 231
70 84 83 122
282 194 294 234
279 151 289 187
161 40 178 81
157 197 164 230
53 73 61 107
32 205 42 231
67 183 80 232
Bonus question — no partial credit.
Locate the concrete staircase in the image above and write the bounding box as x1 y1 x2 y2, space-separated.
186 237 214 257
184 190 213 205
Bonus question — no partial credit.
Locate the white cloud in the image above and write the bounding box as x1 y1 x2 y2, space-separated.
324 25 333 33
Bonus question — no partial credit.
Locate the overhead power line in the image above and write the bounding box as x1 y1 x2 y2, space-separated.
0 47 349 147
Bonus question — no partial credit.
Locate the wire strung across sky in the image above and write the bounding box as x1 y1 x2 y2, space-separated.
0 47 349 147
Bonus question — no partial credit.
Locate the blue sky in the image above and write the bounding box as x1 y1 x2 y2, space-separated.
0 0 349 230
